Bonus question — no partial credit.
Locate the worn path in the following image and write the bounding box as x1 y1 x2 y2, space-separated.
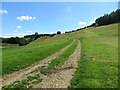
2 41 74 86
32 40 81 88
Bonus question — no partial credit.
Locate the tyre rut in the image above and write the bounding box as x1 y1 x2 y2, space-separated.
2 41 74 86
32 40 81 88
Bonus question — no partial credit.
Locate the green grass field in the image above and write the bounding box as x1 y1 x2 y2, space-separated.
68 23 118 88
2 40 78 89
2 35 73 75
48 40 77 68
2 23 118 88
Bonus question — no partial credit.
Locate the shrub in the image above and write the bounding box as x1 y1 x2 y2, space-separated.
57 31 61 34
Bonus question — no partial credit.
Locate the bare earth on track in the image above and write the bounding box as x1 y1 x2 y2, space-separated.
32 40 81 88
2 41 74 86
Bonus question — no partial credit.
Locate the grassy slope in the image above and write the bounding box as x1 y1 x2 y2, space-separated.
0 45 1 77
48 40 78 68
2 40 78 89
68 23 118 88
2 34 72 75
2 23 118 88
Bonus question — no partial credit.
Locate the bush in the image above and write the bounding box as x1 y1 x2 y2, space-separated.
2 37 30 46
18 38 29 46
57 31 61 34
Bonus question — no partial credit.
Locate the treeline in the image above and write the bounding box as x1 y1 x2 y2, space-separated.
2 31 61 46
69 9 120 32
24 31 61 38
95 9 120 26
24 33 56 38
64 9 120 34
2 37 29 46
2 32 40 46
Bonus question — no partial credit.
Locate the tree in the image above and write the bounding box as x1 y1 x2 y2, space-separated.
18 38 28 46
95 9 120 26
57 31 61 34
35 32 38 36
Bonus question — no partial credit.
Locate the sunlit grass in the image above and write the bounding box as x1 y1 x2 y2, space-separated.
69 23 118 88
2 35 73 75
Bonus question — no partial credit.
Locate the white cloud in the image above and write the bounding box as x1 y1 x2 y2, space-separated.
72 27 80 30
42 32 56 34
80 26 86 28
2 33 28 38
5 33 27 36
27 31 32 32
17 16 36 21
67 7 72 12
14 30 18 32
89 17 97 24
16 26 22 28
0 9 8 14
78 17 98 28
79 21 87 25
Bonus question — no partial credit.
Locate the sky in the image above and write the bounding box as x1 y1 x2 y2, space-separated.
0 2 118 37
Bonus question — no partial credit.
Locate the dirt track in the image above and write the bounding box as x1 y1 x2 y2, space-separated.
32 40 81 88
2 41 74 86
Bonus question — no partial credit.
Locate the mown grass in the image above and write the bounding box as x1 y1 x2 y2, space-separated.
1 43 19 49
3 74 43 89
68 23 118 88
2 35 73 75
31 41 78 76
48 40 78 68
3 40 78 89
0 46 1 76
2 23 118 88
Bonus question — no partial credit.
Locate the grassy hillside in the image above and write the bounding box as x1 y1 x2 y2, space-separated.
2 34 73 75
68 23 118 88
2 23 118 88
2 40 78 89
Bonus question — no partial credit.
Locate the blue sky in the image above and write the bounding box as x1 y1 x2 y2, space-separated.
1 2 118 37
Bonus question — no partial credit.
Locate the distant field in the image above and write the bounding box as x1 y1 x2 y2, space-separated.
2 34 73 75
69 23 118 88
